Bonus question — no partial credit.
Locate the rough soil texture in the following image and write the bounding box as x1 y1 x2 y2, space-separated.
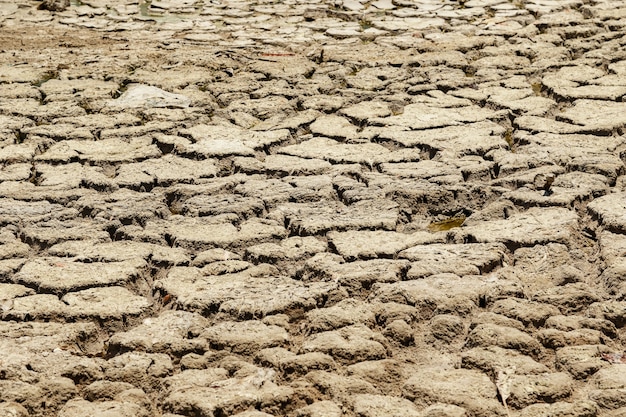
2 0 626 416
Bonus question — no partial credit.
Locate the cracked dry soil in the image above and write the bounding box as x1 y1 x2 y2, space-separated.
2 0 626 416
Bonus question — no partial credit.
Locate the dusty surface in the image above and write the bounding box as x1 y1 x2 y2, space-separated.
2 0 626 416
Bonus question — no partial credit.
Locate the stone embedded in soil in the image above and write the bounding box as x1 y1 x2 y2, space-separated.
156 265 335 319
300 324 388 364
402 367 505 417
398 243 506 278
107 84 191 109
11 257 147 294
108 310 210 356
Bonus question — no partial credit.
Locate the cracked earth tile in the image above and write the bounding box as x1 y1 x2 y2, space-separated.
299 254 409 293
465 323 542 357
117 155 218 188
49 240 189 265
203 320 289 354
588 192 626 233
352 394 421 417
457 207 579 247
491 298 560 327
402 367 504 417
180 124 290 157
514 115 588 134
36 137 161 164
537 328 604 349
377 121 506 156
462 346 550 377
305 299 376 333
278 199 399 235
262 154 332 176
294 401 343 417
62 286 151 321
72 188 170 224
507 373 574 409
155 265 335 319
245 236 327 264
556 344 611 380
0 144 37 164
11 257 146 295
36 162 116 191
20 123 91 141
20 219 110 249
328 230 445 261
58 399 151 417
181 193 265 219
105 351 172 392
370 273 512 318
301 324 387 364
280 137 420 165
0 198 77 226
40 78 118 102
519 401 598 417
371 103 501 130
164 371 293 417
557 100 626 134
398 243 506 278
504 172 609 208
160 217 287 251
309 115 359 139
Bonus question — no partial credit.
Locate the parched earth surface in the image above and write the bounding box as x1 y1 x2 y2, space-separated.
3 0 626 416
